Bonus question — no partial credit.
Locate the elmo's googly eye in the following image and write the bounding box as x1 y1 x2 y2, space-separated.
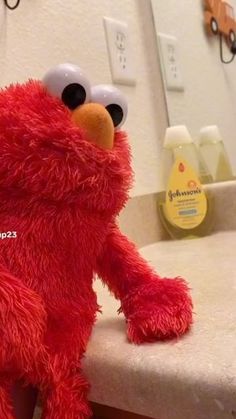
42 63 91 110
91 85 128 130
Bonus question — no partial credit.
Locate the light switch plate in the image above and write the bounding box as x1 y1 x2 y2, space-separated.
158 33 184 91
103 16 136 85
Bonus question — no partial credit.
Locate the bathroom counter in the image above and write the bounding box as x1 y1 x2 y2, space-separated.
83 231 236 419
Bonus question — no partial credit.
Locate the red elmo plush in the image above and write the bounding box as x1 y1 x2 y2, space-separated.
0 63 192 418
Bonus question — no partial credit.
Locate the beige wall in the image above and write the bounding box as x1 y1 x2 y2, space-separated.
152 0 236 173
0 0 168 196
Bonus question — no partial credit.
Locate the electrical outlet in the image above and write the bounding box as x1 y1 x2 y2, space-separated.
103 17 136 85
158 33 184 91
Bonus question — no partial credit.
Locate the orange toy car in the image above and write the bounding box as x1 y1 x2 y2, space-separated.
204 0 236 43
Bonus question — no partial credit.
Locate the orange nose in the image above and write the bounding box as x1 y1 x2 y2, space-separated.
71 103 114 150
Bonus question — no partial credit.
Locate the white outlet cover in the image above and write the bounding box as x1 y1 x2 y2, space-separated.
158 33 184 92
103 16 136 86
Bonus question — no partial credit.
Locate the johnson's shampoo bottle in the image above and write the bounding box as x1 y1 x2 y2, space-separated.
159 125 213 239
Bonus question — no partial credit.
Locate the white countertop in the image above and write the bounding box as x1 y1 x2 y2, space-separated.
83 231 236 419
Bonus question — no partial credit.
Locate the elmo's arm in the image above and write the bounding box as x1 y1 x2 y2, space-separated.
96 223 193 343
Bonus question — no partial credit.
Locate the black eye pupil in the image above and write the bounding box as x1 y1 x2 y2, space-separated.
106 104 123 128
61 83 86 110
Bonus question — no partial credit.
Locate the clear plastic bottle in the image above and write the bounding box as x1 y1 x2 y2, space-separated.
198 125 234 182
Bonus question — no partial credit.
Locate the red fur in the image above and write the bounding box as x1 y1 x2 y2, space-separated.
0 381 14 419
0 80 193 418
96 225 193 344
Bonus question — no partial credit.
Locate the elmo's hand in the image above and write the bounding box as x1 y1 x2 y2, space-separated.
120 276 193 344
96 224 193 343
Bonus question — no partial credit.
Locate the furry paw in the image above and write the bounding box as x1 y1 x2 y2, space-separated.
121 277 193 344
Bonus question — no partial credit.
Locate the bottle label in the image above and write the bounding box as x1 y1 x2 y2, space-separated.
165 157 207 230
